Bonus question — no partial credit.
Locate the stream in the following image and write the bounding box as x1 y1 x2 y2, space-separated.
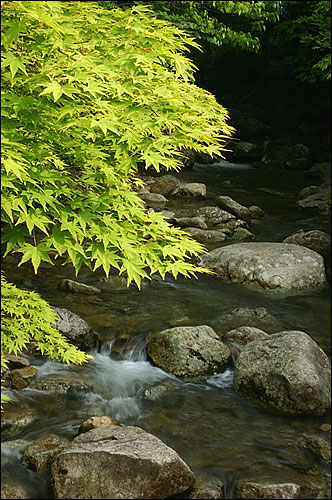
1 159 331 499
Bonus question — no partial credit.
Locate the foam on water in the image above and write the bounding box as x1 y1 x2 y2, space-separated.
206 368 234 389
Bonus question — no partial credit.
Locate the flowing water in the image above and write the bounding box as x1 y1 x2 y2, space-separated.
1 160 331 498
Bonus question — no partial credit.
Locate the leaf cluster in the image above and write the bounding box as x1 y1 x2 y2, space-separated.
1 0 234 286
1 272 92 407
98 1 282 51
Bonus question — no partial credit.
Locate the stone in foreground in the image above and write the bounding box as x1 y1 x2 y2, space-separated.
146 325 231 376
199 242 326 291
234 331 331 415
51 425 195 499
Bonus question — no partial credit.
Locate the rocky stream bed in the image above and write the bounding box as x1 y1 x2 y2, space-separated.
1 157 331 499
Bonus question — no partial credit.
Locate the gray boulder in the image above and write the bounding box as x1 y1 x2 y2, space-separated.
146 325 231 376
196 206 235 226
215 196 251 222
171 182 206 198
232 227 255 241
296 184 331 215
234 481 303 499
234 331 331 415
51 307 98 350
173 216 208 230
51 425 196 499
199 242 326 291
248 205 265 219
283 230 331 260
139 192 168 208
185 228 228 243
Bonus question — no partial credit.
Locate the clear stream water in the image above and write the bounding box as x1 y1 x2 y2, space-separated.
1 160 331 498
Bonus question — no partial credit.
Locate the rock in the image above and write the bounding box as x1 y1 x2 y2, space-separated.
234 331 331 415
195 151 218 164
51 307 98 350
29 374 93 393
287 143 311 159
227 141 262 162
146 325 231 376
185 227 228 243
188 476 224 499
302 436 331 462
283 230 331 260
0 480 32 499
5 366 38 390
3 354 30 370
150 175 179 196
232 227 255 240
320 424 331 433
173 216 208 230
234 481 302 499
296 185 331 214
199 242 326 291
286 158 309 170
298 185 320 199
22 433 70 471
248 205 265 219
175 147 196 169
215 196 251 222
211 307 282 334
78 416 121 434
215 219 249 233
139 192 168 208
308 162 331 182
159 209 176 221
51 425 196 499
1 403 39 439
222 326 268 352
196 206 236 225
171 182 206 198
58 279 100 295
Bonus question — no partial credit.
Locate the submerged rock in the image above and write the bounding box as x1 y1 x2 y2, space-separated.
210 307 282 334
199 242 326 291
234 331 331 416
29 374 94 393
146 325 231 376
51 425 196 499
58 279 100 295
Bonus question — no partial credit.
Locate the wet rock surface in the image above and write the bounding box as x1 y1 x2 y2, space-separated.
147 325 231 376
51 425 196 499
199 242 326 291
21 433 70 471
51 306 98 350
234 331 331 415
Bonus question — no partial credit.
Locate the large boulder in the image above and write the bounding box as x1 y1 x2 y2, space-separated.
146 325 231 376
199 242 326 291
51 307 98 350
283 229 331 260
51 425 196 499
234 331 331 415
